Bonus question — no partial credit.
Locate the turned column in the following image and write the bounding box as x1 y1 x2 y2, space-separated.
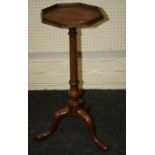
68 28 81 110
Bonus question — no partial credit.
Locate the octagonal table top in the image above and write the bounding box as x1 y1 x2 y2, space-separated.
41 3 106 28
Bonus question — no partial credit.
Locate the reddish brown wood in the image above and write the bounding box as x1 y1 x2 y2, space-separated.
76 108 108 151
35 3 108 152
68 28 81 112
35 106 71 141
35 28 108 151
41 3 105 28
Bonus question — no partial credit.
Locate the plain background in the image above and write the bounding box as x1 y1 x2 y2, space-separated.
0 0 155 155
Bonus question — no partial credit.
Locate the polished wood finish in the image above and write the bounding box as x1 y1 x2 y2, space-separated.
35 3 108 152
41 3 106 28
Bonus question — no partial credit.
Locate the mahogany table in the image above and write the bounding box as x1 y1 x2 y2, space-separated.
35 3 108 151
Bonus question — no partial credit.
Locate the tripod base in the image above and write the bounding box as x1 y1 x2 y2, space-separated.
35 105 108 151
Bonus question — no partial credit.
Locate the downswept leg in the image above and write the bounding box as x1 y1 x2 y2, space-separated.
35 106 71 141
76 108 108 151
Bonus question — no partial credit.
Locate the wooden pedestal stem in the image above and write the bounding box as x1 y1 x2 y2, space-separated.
68 28 81 110
34 28 108 152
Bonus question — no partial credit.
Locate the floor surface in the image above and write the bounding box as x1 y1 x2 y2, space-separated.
29 90 126 155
